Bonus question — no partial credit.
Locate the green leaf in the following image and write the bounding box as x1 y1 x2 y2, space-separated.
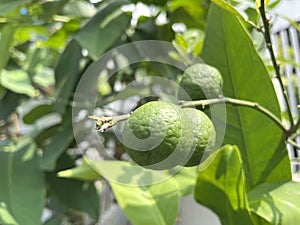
54 39 82 115
40 108 74 171
0 138 45 225
42 20 80 50
0 69 38 97
175 33 188 49
0 202 18 225
0 90 26 120
194 145 254 225
110 178 179 225
0 24 16 70
43 215 61 225
14 26 48 44
62 1 97 18
248 181 300 225
169 0 208 29
200 3 291 190
47 178 99 220
169 166 198 196
85 159 180 225
57 159 101 181
23 103 54 124
75 0 131 60
211 0 247 23
0 0 28 16
47 154 99 220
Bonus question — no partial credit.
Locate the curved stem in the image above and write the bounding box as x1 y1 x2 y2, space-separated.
258 0 294 127
178 97 287 134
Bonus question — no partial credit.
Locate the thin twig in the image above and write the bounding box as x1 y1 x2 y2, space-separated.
288 119 300 136
179 97 287 134
89 114 130 132
258 0 294 127
287 138 300 150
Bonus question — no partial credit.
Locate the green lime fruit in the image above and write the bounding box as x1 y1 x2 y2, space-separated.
182 108 216 166
178 63 223 100
123 101 216 169
123 101 194 170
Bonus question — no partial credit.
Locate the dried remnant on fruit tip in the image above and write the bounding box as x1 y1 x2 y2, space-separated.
88 115 113 132
178 63 223 100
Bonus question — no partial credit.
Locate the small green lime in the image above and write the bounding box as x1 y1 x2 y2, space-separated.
123 101 216 169
123 101 193 170
178 63 223 100
182 108 216 166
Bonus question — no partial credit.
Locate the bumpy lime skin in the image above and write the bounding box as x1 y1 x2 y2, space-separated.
178 63 223 100
123 101 194 170
182 108 216 166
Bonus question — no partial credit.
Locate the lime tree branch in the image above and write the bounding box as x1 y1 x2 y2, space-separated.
258 0 294 127
178 97 287 134
288 118 300 137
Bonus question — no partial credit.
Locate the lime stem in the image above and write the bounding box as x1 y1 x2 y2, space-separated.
178 97 287 135
88 114 130 132
258 0 294 127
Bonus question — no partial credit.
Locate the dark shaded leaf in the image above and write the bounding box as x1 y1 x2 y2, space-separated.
0 90 26 120
0 24 16 70
0 1 28 16
54 40 82 114
23 103 54 124
40 108 74 171
75 0 131 60
0 138 45 225
47 154 100 220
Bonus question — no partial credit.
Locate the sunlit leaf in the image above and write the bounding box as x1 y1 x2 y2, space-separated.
0 69 39 97
248 181 300 225
201 3 291 190
168 166 198 196
0 202 18 225
194 145 254 225
57 159 101 181
85 159 180 225
63 1 97 18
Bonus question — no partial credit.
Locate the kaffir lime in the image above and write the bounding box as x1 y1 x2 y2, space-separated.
123 101 216 169
182 108 216 166
178 63 223 100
